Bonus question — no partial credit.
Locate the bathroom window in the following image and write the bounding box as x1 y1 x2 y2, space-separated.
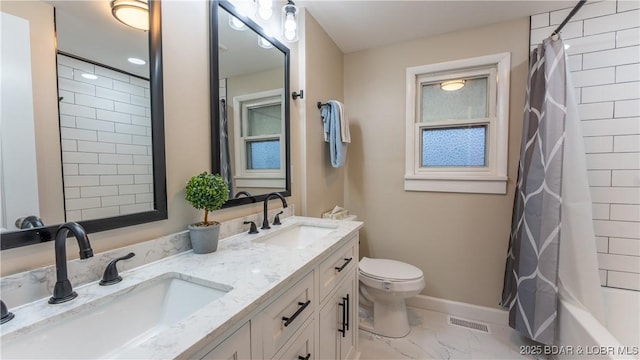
405 53 510 194
233 89 285 188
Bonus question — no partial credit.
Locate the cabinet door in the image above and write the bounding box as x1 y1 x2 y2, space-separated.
201 322 251 360
318 272 357 360
338 275 356 360
318 294 339 360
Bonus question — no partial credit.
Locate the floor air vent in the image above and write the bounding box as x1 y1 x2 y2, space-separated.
448 316 490 333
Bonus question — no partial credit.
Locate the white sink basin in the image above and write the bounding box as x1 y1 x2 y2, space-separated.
257 224 337 249
1 273 231 359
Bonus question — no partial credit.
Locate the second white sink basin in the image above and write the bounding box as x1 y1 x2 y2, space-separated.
1 272 231 359
257 223 337 249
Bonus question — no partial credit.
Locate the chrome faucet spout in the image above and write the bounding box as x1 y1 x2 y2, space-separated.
262 192 288 230
49 222 93 304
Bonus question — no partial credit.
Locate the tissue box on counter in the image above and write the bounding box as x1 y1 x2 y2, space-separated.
322 206 349 220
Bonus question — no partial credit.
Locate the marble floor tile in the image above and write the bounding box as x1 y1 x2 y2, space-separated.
359 306 548 360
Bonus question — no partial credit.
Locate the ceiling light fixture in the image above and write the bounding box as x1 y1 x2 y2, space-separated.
440 80 466 91
128 57 146 65
281 0 298 42
110 0 149 31
81 74 98 80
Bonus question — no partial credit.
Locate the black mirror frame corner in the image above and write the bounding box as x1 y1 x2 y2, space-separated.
0 0 167 251
209 0 292 208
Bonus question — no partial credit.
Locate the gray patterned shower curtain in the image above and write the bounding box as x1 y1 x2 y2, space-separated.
501 37 568 345
220 99 233 195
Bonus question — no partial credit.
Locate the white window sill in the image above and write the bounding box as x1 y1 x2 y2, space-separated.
404 177 507 194
235 177 285 188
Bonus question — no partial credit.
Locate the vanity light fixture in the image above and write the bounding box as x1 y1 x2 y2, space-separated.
128 57 146 65
281 0 298 42
229 15 248 31
440 80 466 91
258 0 273 20
258 36 273 49
110 0 149 31
229 0 256 30
81 73 98 80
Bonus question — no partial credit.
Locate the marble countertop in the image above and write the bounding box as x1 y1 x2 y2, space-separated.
0 216 362 359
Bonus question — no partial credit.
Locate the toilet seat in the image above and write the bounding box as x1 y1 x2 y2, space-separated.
359 257 423 281
359 257 425 292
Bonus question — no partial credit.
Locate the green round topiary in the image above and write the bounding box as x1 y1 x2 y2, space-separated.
185 172 229 225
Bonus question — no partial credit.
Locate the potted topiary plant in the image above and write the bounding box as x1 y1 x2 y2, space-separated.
185 172 229 254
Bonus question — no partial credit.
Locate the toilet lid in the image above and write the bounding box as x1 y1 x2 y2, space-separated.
359 257 423 281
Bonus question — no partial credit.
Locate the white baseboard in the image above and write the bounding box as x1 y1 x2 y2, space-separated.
406 294 509 326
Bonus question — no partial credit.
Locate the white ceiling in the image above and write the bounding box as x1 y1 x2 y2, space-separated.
298 0 577 53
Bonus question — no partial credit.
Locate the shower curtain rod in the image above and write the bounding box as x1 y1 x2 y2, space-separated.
552 0 587 36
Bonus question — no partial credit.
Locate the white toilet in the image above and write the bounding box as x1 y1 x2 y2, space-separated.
358 257 425 338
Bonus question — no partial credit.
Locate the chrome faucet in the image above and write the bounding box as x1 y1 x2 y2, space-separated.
49 222 93 304
262 192 288 230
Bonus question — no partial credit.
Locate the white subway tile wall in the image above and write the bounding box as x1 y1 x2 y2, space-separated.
57 54 153 222
532 1 640 291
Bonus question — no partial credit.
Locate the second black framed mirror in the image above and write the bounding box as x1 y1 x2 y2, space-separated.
210 0 291 208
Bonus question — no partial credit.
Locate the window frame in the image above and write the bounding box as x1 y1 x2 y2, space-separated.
233 88 285 188
405 53 510 194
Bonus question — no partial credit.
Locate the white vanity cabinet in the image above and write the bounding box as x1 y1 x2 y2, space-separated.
191 233 359 360
318 244 358 360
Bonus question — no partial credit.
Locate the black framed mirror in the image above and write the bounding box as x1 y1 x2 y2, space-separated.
0 0 166 250
210 0 291 208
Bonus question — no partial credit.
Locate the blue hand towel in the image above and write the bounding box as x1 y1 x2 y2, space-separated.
321 101 347 168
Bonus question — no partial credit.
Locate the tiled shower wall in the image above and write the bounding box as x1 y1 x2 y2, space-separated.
530 1 640 291
57 54 153 222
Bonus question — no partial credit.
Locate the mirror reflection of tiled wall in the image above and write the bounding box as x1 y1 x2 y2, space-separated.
57 54 153 222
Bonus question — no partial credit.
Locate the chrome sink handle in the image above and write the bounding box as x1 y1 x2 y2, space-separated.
100 252 135 286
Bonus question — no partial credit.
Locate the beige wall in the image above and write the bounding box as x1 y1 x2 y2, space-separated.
1 1 302 276
300 12 345 217
343 18 529 308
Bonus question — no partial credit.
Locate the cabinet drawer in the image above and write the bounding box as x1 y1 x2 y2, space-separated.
200 321 251 360
261 271 314 359
273 318 314 360
319 238 356 302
